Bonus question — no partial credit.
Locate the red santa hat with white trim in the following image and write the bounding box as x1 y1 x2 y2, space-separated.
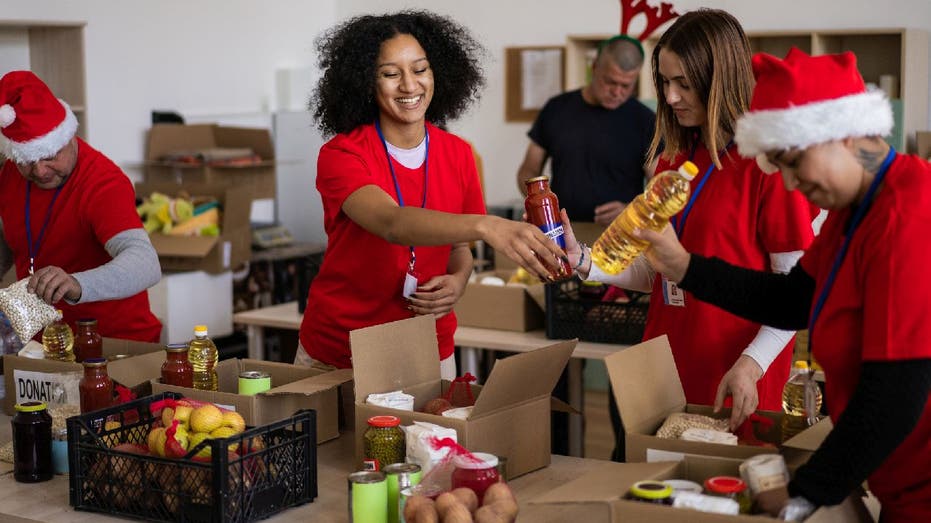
735 47 892 171
0 70 78 164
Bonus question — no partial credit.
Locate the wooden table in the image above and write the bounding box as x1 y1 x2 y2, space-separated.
0 414 614 522
232 301 632 457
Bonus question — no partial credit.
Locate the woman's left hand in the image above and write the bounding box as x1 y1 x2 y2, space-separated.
407 274 467 318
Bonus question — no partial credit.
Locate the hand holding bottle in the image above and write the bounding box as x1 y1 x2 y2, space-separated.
633 226 692 283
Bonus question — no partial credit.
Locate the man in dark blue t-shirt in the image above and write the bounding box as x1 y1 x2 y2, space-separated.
516 37 655 226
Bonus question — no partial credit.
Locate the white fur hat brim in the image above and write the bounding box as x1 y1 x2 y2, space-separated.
735 88 893 159
0 98 78 164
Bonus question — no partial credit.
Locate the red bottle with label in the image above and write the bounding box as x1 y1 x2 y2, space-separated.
524 176 572 277
73 318 103 363
79 358 113 414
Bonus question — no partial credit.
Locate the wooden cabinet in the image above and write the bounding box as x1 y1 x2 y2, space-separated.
0 22 87 139
565 28 929 152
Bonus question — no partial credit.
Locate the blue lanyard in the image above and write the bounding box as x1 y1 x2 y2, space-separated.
671 140 732 237
374 120 429 269
25 182 65 275
807 147 896 363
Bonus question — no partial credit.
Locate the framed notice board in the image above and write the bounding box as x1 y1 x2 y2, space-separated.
505 46 565 122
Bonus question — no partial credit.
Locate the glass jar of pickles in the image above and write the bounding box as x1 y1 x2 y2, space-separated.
363 415 405 472
704 476 752 514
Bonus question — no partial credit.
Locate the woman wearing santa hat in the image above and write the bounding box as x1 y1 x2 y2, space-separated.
0 70 162 342
638 48 931 521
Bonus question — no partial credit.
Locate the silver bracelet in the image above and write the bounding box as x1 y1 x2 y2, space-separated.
574 243 588 272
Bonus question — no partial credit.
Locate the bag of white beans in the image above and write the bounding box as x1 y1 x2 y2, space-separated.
0 279 61 342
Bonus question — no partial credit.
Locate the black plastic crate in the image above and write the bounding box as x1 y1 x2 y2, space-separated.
545 277 650 345
67 392 317 523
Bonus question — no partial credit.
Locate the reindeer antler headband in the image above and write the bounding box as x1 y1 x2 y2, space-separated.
600 0 679 58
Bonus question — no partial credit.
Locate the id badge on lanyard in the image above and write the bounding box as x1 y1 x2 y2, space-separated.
375 120 429 300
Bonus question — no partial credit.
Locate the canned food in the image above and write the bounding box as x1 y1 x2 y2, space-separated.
385 463 422 523
348 470 387 523
238 371 272 395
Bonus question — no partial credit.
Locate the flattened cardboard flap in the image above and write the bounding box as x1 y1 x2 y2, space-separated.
604 335 687 435
350 315 440 402
783 417 833 451
471 339 575 417
148 235 218 257
530 461 674 504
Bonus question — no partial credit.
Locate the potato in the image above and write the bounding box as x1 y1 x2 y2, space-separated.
413 503 439 523
451 487 479 514
423 397 453 415
485 499 519 521
434 492 462 519
404 495 434 523
474 505 507 523
482 483 515 506
442 502 474 523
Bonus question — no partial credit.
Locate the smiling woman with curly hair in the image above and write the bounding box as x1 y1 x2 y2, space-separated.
296 10 569 377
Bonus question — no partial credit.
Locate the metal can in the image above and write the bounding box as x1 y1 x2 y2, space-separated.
348 470 387 523
238 371 271 396
385 463 422 523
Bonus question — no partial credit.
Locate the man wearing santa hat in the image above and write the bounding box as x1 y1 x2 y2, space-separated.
636 48 931 521
0 70 162 342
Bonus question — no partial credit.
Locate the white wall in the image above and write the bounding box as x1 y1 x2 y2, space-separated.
1 0 929 211
335 0 931 208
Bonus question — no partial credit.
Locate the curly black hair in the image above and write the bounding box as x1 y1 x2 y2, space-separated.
310 10 486 137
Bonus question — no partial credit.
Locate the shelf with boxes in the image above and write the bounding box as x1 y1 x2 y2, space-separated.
565 27 928 152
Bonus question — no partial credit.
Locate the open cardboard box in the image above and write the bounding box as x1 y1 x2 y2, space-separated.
454 270 545 331
152 358 353 443
135 181 252 273
144 123 276 199
607 335 827 462
529 453 872 522
3 338 164 415
351 315 575 479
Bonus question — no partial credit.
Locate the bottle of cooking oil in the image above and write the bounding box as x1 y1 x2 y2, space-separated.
188 325 218 391
42 311 75 362
591 161 699 274
781 360 823 442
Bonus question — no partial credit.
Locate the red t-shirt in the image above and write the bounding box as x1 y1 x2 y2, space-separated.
0 139 162 342
300 123 486 368
799 153 931 519
643 145 816 410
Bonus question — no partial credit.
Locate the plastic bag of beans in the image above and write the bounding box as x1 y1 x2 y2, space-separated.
0 279 61 342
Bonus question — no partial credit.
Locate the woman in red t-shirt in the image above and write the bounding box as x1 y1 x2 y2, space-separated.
296 11 569 376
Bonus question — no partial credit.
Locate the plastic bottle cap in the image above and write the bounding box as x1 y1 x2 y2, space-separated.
704 476 747 494
678 161 700 180
366 415 401 428
81 357 108 367
630 480 673 499
793 360 810 369
194 325 208 333
15 401 47 412
453 452 498 469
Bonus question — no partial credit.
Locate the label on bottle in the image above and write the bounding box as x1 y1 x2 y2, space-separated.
537 222 566 249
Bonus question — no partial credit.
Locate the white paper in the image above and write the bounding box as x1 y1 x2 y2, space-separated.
521 49 563 110
13 368 82 408
646 448 686 463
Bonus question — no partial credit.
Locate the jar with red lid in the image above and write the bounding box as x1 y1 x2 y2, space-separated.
362 415 405 471
704 475 751 514
73 318 102 362
79 357 113 414
161 344 194 387
451 452 501 504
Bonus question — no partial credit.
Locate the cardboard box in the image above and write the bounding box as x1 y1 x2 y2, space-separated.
136 181 252 273
351 315 574 479
530 453 871 522
606 335 826 462
3 338 164 415
144 124 276 200
454 270 545 331
917 130 931 160
152 358 353 444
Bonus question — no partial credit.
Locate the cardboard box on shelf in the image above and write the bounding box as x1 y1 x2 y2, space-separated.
144 124 276 199
530 453 871 522
135 181 252 273
152 358 353 444
606 335 827 462
351 315 575 479
454 270 545 331
3 338 164 415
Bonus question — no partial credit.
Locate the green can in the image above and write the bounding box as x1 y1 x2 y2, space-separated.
384 463 422 523
238 371 271 395
348 470 387 523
